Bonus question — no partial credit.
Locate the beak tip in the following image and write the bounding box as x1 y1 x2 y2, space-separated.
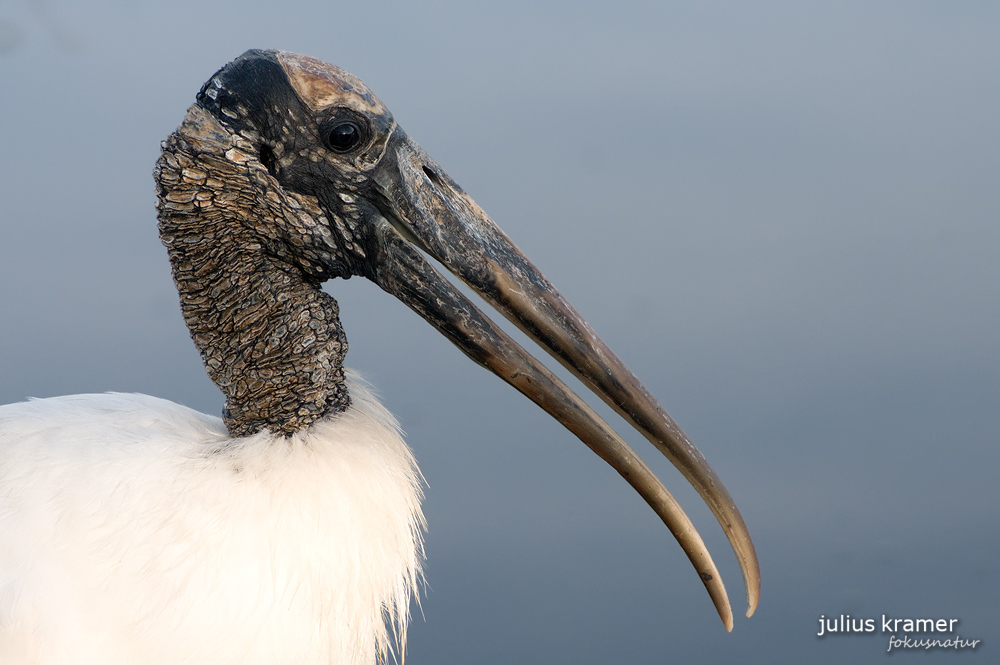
744 561 761 619
719 605 735 632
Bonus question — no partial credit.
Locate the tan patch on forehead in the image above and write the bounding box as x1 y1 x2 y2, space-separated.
277 52 387 115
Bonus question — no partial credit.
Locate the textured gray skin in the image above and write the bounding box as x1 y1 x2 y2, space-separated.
156 105 353 436
155 50 405 437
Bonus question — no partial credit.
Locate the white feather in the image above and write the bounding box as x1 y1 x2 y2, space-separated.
0 372 425 665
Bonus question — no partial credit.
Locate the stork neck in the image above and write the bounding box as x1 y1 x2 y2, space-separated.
155 124 350 437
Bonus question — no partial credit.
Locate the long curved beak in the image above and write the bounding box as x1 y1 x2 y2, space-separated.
362 129 759 630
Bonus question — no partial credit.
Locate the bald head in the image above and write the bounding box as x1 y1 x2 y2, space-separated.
277 52 388 116
192 49 397 181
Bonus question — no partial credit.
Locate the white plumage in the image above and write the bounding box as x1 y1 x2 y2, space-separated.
0 373 424 665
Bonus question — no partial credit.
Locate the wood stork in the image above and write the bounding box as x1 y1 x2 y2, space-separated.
0 50 759 664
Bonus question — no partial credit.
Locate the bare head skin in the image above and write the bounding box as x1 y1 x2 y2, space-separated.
280 53 389 116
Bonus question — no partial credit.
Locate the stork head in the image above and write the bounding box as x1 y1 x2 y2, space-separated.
157 49 759 630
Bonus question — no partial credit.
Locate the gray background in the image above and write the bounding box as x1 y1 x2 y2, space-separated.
1 0 997 662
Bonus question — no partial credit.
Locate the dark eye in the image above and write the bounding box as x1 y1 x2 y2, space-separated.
326 122 361 152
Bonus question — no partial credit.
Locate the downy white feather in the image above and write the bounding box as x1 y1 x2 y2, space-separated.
0 372 424 665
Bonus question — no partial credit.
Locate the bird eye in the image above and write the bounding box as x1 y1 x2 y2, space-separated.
326 122 362 152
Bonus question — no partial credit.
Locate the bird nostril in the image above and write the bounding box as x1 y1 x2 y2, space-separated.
421 165 442 186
